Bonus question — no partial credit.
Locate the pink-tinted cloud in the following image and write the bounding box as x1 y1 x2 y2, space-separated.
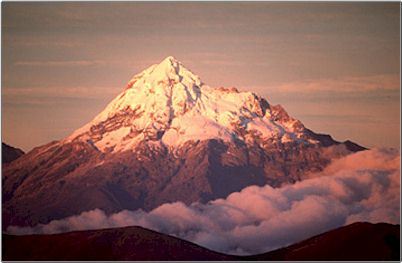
7 148 400 255
14 60 106 67
2 86 119 99
251 74 400 94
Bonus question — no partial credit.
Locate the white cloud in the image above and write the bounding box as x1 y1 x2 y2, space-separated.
7 148 400 255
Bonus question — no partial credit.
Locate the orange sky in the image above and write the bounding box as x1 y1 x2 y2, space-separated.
2 2 400 151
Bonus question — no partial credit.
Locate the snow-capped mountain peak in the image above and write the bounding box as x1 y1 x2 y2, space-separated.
66 56 311 152
126 56 202 92
4 57 366 229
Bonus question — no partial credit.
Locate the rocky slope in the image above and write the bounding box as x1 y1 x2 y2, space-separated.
2 56 365 228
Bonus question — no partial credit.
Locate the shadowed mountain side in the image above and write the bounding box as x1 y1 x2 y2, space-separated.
2 142 24 164
245 222 400 261
2 222 399 261
2 138 363 229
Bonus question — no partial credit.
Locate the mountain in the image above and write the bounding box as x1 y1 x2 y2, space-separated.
246 222 400 261
2 56 365 228
3 222 399 261
2 225 234 261
2 143 24 164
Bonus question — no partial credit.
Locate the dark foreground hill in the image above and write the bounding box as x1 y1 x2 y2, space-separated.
2 222 399 261
2 225 233 261
245 222 400 261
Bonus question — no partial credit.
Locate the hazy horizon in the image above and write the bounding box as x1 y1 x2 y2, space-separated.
2 2 400 152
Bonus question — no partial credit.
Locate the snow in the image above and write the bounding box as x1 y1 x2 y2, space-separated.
281 133 295 143
94 127 132 152
246 118 279 139
66 56 310 152
161 114 234 146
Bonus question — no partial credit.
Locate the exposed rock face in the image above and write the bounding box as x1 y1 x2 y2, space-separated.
2 56 365 228
2 134 361 228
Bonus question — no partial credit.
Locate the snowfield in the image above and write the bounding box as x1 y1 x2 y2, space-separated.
66 56 316 152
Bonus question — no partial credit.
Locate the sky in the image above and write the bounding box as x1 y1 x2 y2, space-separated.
2 2 400 152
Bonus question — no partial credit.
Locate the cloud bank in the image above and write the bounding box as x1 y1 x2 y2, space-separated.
7 148 400 255
270 74 400 94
